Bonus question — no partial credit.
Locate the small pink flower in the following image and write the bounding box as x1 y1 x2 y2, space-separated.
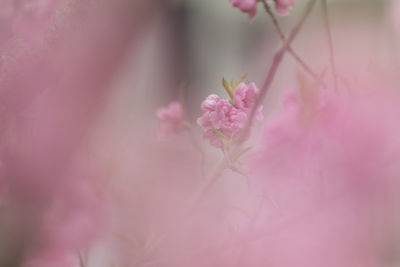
201 94 220 112
156 101 184 140
267 0 295 15
229 0 258 19
198 95 238 148
234 82 264 120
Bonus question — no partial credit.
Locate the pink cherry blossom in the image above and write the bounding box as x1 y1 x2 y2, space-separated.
201 94 220 112
229 0 258 19
156 101 184 140
197 95 241 148
234 82 264 120
197 84 263 148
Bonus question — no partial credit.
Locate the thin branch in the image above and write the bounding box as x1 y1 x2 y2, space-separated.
263 1 318 80
189 157 228 208
177 0 318 218
78 251 86 267
235 197 265 266
184 123 206 180
140 3 318 260
193 0 316 206
321 0 338 92
190 0 318 221
238 0 318 144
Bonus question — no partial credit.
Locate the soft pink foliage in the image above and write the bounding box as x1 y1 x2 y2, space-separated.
389 0 400 33
229 0 258 19
0 0 14 20
3 0 400 266
156 101 184 140
247 87 400 266
267 0 296 15
0 0 154 265
22 151 107 267
250 88 397 191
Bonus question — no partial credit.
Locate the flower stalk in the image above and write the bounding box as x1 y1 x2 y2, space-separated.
321 0 339 92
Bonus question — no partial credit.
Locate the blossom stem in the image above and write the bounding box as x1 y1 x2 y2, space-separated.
190 158 228 208
262 1 319 81
321 0 338 92
235 196 265 266
184 123 206 180
239 0 317 144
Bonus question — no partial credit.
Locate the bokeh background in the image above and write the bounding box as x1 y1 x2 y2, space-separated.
0 0 400 266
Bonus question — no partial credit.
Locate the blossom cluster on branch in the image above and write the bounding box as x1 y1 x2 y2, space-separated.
197 81 263 149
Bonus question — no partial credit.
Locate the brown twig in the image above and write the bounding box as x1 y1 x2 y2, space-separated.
321 0 338 92
263 1 318 80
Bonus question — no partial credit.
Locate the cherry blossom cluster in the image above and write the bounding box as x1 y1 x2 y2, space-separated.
197 81 263 149
155 79 263 150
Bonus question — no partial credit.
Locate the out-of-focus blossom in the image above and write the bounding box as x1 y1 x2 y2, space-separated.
249 87 394 194
20 151 107 267
0 0 157 265
246 84 400 266
229 0 258 19
267 0 296 15
156 101 184 140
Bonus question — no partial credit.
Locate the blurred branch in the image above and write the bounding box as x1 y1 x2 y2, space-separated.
238 0 318 144
235 197 265 266
184 123 206 181
321 0 339 92
190 0 319 216
78 250 86 267
262 1 319 80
